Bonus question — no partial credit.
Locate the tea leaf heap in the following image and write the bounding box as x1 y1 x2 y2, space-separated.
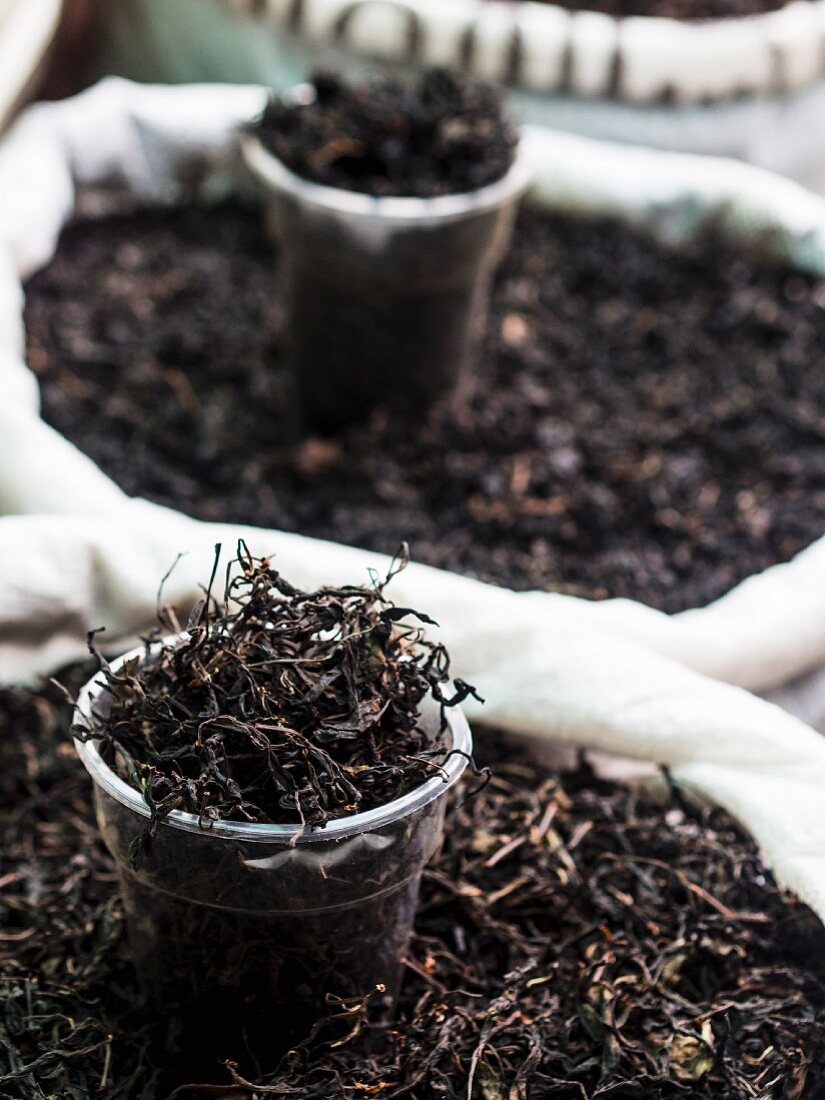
78 543 476 855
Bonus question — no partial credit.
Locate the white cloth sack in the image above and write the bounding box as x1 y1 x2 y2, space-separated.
99 0 825 192
3 80 825 924
0 0 62 133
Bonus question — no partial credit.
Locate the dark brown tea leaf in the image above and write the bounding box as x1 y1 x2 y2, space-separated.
254 68 518 197
6 680 825 1097
77 543 467 851
26 201 825 615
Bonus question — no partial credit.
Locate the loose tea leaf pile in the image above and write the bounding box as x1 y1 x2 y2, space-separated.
3 675 825 1097
26 200 825 613
254 68 518 197
522 0 789 19
0 666 161 1099
82 545 465 842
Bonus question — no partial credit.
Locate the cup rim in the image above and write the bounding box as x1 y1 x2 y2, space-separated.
73 640 473 844
241 94 531 224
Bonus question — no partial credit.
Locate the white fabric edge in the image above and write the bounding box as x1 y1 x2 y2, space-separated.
0 0 62 133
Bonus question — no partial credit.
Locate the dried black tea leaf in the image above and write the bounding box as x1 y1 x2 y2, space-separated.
76 542 469 850
253 68 518 197
4 684 825 1097
27 202 825 615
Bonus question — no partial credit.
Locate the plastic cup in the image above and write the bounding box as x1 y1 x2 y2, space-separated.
242 98 530 433
73 645 471 1051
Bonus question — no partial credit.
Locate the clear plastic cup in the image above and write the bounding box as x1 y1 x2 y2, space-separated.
74 646 471 1049
242 98 530 434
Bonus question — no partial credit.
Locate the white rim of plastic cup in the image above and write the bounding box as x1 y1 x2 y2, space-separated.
74 643 473 845
242 132 531 224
